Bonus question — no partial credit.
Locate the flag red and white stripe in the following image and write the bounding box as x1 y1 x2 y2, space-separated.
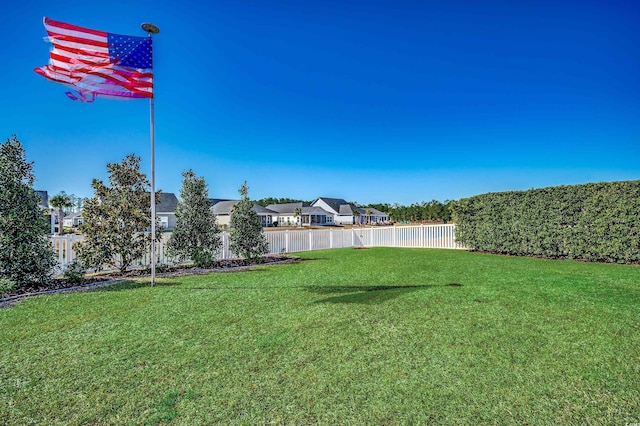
35 17 153 102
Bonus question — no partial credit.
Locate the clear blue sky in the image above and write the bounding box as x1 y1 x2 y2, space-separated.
2 0 639 205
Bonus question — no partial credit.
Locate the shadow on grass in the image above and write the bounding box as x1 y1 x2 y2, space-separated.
306 284 441 304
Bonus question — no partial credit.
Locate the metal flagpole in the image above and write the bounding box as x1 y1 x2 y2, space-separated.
142 23 160 286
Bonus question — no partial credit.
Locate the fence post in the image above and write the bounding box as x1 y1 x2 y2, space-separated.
393 224 397 248
285 230 289 253
330 228 333 249
309 229 313 251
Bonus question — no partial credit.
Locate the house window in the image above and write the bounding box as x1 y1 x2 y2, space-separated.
159 216 169 229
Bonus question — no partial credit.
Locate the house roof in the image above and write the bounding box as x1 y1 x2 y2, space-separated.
157 192 178 213
254 204 277 215
314 197 348 213
265 202 306 213
356 207 387 216
303 206 329 215
211 200 237 215
339 204 356 215
314 197 357 216
211 200 276 216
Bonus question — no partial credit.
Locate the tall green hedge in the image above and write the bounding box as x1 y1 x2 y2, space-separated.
452 180 640 264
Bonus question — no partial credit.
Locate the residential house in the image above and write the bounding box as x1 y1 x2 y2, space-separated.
311 197 360 225
355 207 390 224
62 211 85 228
35 190 56 233
312 197 389 225
157 192 178 231
211 200 275 228
266 202 331 227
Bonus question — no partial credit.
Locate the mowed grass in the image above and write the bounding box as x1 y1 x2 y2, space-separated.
1 248 639 425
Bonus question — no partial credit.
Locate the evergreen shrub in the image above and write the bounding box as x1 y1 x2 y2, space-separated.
452 180 640 264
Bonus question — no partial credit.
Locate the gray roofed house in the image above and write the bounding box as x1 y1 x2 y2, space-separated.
355 206 390 224
265 202 306 214
266 202 331 227
210 200 239 215
156 192 178 230
312 197 389 225
211 200 275 228
311 197 359 225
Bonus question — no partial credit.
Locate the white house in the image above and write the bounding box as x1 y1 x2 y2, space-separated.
312 197 389 225
265 202 331 227
311 197 359 225
354 207 390 224
62 212 85 228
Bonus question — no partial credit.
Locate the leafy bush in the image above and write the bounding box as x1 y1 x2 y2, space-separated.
75 154 159 273
0 278 17 297
166 170 222 267
63 260 87 284
142 263 171 274
0 135 56 287
229 182 268 260
452 180 640 264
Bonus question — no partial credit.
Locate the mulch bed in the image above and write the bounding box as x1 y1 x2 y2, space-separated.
1 255 296 309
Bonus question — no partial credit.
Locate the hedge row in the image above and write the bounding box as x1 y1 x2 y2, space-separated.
451 180 640 264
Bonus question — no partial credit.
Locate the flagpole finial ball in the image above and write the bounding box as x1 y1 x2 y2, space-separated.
141 23 160 34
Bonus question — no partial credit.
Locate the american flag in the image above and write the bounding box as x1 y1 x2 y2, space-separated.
35 17 153 102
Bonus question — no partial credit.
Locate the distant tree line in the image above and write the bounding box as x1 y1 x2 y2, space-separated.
367 200 453 223
254 197 311 207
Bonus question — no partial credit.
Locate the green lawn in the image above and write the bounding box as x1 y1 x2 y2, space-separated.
1 248 639 425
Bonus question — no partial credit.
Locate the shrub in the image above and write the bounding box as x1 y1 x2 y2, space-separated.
75 155 160 274
63 260 87 284
0 135 56 287
166 169 222 267
0 278 17 297
229 182 268 260
452 180 640 264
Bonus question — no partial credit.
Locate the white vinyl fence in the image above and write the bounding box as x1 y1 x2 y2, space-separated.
51 224 463 273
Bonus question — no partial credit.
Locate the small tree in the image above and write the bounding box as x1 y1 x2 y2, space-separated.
229 181 268 260
167 169 222 267
49 192 73 235
0 135 56 287
352 206 361 225
294 207 302 228
76 154 160 273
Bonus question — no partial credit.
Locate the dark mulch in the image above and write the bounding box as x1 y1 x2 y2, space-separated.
1 255 296 307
